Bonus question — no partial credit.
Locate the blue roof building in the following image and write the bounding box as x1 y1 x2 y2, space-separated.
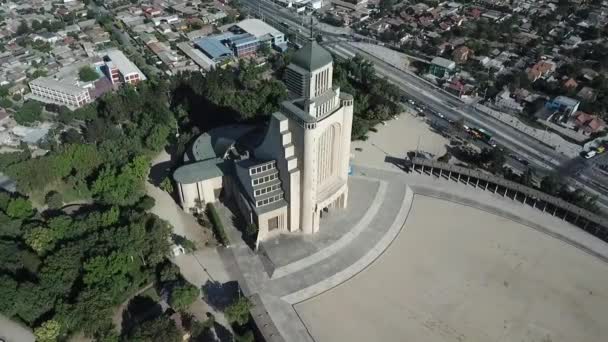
194 37 233 62
226 33 259 57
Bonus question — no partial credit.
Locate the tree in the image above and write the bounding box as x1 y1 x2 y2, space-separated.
34 320 61 342
160 176 174 193
224 296 252 326
16 20 29 36
6 197 34 219
25 227 56 254
540 174 561 196
45 191 64 209
78 66 99 82
0 97 12 108
14 101 43 124
127 316 181 342
169 283 199 311
235 330 255 342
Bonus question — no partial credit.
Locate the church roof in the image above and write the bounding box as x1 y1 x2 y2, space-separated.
291 40 333 72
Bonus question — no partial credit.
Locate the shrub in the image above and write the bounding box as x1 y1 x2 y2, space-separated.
224 296 252 326
169 283 199 311
206 203 229 245
45 191 63 210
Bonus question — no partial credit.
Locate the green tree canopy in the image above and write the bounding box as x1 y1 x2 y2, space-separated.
169 282 199 311
78 65 99 82
34 320 61 342
225 296 252 326
127 316 181 342
14 101 43 124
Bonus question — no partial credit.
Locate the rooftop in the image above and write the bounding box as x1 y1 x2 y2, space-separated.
194 36 233 60
173 158 225 184
291 41 333 72
30 77 87 96
235 19 284 39
105 49 146 79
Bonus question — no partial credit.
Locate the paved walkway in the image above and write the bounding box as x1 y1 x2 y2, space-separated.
146 152 233 329
0 315 34 342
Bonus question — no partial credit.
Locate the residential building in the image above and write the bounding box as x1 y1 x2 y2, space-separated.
429 57 456 78
574 111 605 136
332 0 368 11
103 49 146 85
173 41 354 243
577 86 597 102
452 46 472 64
29 77 92 109
546 96 580 117
527 60 556 82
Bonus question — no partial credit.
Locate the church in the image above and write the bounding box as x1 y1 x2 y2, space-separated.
173 40 354 242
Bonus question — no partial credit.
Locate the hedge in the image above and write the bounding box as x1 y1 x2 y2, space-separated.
206 203 229 246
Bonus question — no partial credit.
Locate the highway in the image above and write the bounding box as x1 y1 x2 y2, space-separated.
234 0 608 211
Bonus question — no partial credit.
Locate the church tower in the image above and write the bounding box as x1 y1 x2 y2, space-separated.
279 41 354 234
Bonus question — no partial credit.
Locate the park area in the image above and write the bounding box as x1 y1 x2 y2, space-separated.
294 195 608 342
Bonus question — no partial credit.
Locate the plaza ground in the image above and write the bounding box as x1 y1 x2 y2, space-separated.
294 195 608 342
351 112 448 171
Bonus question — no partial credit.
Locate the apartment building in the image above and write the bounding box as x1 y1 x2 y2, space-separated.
29 77 92 109
104 49 147 85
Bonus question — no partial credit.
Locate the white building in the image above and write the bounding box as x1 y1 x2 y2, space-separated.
232 19 287 50
29 77 92 109
173 41 354 243
104 49 147 85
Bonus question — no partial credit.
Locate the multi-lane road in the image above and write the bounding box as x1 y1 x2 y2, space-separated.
237 0 608 210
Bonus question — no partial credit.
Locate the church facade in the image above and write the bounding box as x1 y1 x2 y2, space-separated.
173 41 354 242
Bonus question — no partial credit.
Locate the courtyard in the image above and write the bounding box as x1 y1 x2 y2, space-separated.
294 195 608 342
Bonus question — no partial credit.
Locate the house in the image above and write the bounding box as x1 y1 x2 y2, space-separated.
546 96 580 117
495 89 524 114
452 46 472 64
563 78 578 90
574 111 605 135
527 60 556 82
32 32 59 44
429 57 455 78
577 86 597 102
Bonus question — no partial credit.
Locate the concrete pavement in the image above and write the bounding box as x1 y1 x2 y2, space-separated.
0 315 34 342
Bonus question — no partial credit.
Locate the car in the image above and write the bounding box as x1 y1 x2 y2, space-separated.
355 147 363 151
381 121 387 125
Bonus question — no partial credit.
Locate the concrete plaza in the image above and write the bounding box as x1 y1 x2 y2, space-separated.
295 195 608 342
221 161 608 342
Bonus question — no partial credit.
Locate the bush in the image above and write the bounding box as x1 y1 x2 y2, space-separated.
12 93 22 101
224 296 252 326
45 191 63 209
0 98 12 108
206 203 229 245
137 195 156 211
169 282 199 311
